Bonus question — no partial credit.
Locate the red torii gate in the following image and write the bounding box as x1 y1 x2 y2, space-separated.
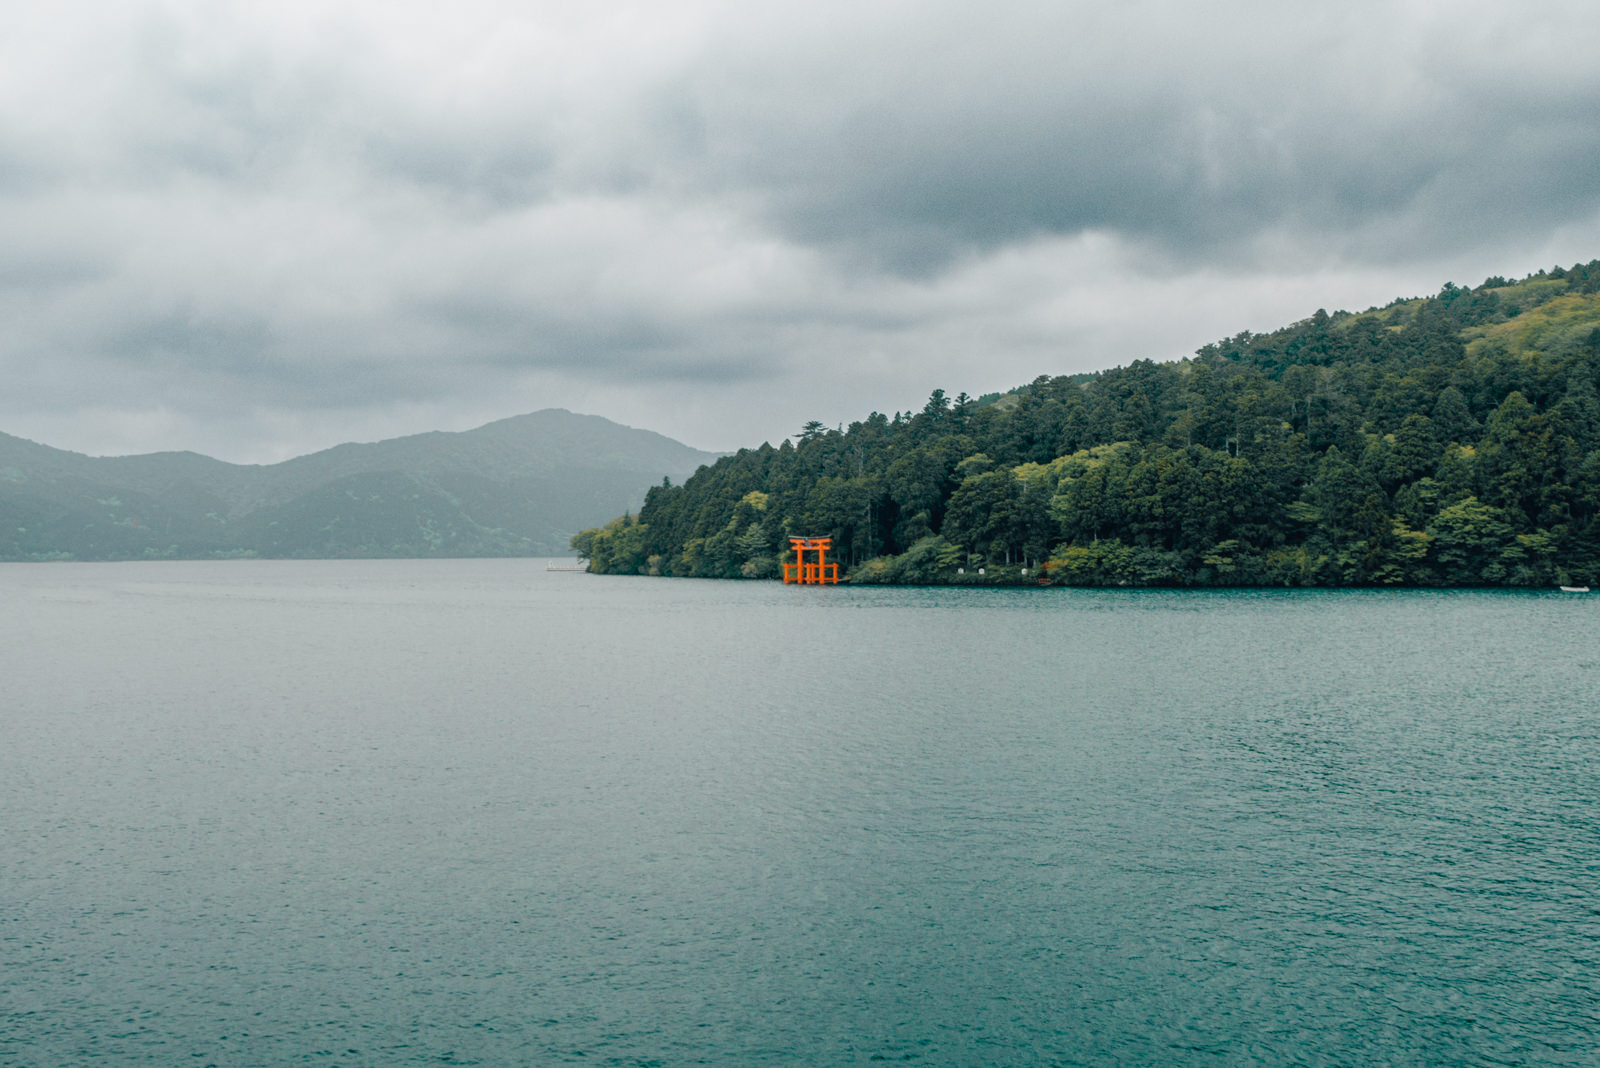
784 536 839 584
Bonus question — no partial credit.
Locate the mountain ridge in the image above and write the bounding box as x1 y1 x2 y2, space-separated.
0 409 718 560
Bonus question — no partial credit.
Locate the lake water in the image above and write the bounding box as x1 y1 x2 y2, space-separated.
3 560 1598 1066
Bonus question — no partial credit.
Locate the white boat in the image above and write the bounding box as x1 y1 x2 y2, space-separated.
1559 585 1590 593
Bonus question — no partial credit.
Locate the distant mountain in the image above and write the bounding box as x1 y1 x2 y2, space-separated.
0 410 719 560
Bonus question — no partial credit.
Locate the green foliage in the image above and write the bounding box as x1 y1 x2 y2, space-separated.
849 536 963 584
572 514 652 575
1046 539 1184 586
1425 497 1517 584
584 260 1600 586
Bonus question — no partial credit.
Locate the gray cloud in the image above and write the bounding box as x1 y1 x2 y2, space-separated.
641 2 1600 272
0 0 1597 462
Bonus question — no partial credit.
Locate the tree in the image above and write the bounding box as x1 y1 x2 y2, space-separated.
943 466 1022 563
1431 386 1479 443
1427 496 1515 584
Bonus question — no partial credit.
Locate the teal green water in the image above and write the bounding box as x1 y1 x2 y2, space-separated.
3 561 1598 1065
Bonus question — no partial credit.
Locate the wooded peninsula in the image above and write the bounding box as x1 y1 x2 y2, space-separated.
574 262 1600 587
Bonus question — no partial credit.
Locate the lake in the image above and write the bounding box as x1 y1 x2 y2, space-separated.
3 560 1597 1065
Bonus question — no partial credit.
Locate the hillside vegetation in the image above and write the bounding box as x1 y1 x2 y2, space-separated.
0 410 718 560
576 262 1600 587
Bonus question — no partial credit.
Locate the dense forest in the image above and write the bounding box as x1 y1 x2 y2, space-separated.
574 263 1600 587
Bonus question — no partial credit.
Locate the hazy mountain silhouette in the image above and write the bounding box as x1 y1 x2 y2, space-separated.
0 410 718 560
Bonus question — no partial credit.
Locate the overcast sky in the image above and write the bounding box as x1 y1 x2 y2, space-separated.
4 0 1599 463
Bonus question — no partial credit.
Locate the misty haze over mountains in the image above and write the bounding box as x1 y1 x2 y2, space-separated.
0 410 718 560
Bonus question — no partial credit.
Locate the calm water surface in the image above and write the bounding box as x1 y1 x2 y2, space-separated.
3 560 1598 1065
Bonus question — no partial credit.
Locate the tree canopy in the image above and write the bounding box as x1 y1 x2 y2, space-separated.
575 262 1600 587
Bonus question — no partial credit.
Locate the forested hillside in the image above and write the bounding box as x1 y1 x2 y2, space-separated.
575 262 1600 586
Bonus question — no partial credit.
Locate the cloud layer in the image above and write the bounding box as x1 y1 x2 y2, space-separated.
4 0 1599 461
